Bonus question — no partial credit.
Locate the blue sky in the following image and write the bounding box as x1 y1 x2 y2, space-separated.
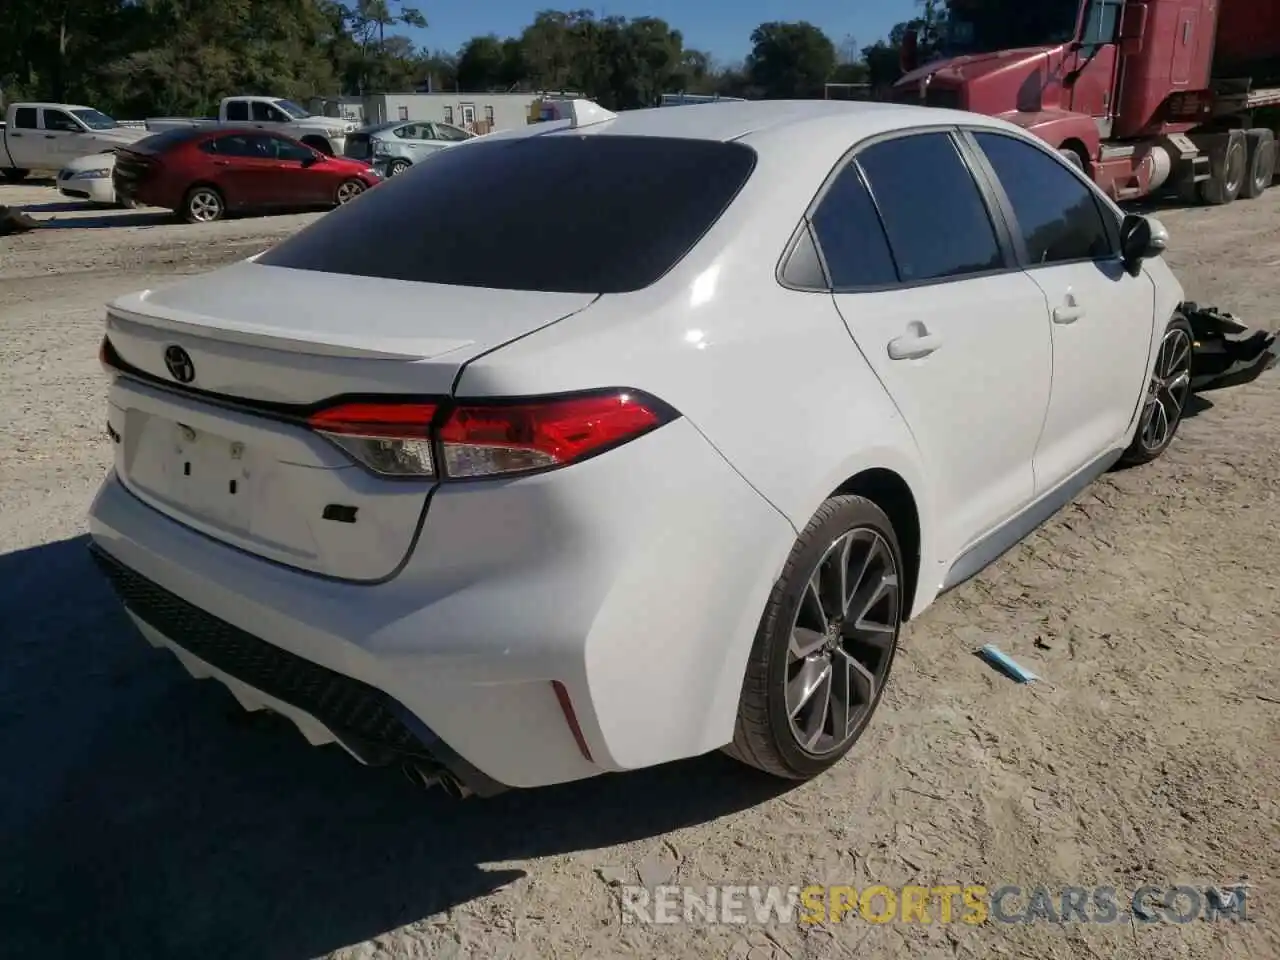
404 0 921 63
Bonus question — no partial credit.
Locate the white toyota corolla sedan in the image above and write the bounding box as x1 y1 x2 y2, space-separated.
88 98 1188 797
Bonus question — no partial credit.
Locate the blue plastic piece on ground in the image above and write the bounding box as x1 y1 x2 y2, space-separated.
975 644 1039 683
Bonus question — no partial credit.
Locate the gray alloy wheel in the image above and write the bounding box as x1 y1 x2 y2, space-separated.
183 186 224 223
386 158 411 177
335 179 366 205
725 495 904 781
1121 313 1194 466
784 526 901 756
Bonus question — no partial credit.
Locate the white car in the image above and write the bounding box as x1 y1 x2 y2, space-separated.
56 151 130 206
88 99 1187 797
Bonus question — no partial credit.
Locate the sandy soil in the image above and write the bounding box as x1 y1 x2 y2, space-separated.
1 180 1277 960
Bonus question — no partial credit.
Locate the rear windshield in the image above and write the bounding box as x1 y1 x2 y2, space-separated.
131 128 207 153
257 134 758 293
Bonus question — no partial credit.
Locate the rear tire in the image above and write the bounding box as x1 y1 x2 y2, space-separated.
182 184 225 223
1 168 29 183
1241 129 1276 199
1198 131 1246 205
725 495 904 781
386 158 411 177
1120 312 1194 467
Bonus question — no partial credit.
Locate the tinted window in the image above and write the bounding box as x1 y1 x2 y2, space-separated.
208 134 272 158
251 101 285 122
434 123 471 142
974 132 1114 265
13 107 38 129
856 133 1004 283
810 162 898 289
271 137 314 161
132 128 206 154
258 135 758 294
225 101 250 122
43 110 81 132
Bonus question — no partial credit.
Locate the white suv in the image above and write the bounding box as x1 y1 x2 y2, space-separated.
88 100 1186 797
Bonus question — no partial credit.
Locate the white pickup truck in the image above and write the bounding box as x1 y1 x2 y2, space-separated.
145 96 356 156
1 102 146 181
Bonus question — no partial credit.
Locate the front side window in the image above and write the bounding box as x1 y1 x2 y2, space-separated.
396 123 433 140
856 132 1004 283
973 131 1113 265
272 137 315 162
252 101 286 123
43 110 82 133
434 123 472 142
809 162 899 289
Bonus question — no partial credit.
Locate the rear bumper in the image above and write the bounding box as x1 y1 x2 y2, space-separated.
88 416 796 790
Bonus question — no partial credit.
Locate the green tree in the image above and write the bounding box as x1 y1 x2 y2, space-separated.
746 21 837 99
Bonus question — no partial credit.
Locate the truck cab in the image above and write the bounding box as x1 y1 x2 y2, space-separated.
892 0 1280 204
1 103 145 181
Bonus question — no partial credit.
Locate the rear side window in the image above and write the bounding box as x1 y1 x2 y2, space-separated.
258 135 758 294
973 132 1114 266
13 107 37 129
856 133 1004 284
810 162 898 289
225 101 249 122
132 128 206 153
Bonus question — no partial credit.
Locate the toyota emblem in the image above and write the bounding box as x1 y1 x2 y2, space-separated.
164 345 195 384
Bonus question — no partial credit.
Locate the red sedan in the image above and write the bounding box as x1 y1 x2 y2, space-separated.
112 127 382 223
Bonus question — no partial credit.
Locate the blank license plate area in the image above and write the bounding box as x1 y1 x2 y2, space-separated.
123 409 255 532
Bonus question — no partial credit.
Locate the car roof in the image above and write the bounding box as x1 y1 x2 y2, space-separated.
485 99 1031 179
15 103 97 111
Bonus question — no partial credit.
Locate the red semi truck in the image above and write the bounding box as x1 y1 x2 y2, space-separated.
892 0 1280 205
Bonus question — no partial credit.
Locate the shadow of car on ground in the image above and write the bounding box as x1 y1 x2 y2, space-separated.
0 534 791 957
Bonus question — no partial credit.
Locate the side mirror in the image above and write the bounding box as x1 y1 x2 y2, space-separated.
1120 213 1168 274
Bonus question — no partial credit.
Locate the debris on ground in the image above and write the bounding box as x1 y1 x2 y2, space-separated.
0 205 41 236
975 644 1040 684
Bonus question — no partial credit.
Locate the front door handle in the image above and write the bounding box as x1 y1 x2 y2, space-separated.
1053 291 1086 324
888 323 943 360
45 134 57 139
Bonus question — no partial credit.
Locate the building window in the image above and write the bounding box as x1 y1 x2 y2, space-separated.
443 106 454 124
485 105 495 124
398 105 409 121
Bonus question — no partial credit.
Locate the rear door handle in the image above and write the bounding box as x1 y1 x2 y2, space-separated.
45 134 57 139
887 326 943 360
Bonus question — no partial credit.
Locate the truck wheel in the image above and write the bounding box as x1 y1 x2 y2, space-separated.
1 168 29 183
1058 148 1085 171
1241 129 1276 199
724 495 904 781
1121 312 1194 467
1198 131 1246 205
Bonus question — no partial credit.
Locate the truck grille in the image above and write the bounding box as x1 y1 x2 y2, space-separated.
89 544 428 758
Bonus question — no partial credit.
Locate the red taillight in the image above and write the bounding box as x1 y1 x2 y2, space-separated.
307 402 439 477
305 391 674 480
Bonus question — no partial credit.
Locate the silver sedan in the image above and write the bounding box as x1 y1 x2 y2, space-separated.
342 120 475 177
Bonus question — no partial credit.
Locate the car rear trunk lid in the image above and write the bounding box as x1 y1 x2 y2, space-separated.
103 260 598 580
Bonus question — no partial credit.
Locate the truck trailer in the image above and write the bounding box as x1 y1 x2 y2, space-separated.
892 0 1280 205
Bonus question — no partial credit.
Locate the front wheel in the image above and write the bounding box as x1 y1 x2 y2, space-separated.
725 495 904 781
1120 313 1194 466
335 178 366 206
1 168 29 183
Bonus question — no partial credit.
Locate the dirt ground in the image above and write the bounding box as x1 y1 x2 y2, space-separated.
1 180 1277 960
